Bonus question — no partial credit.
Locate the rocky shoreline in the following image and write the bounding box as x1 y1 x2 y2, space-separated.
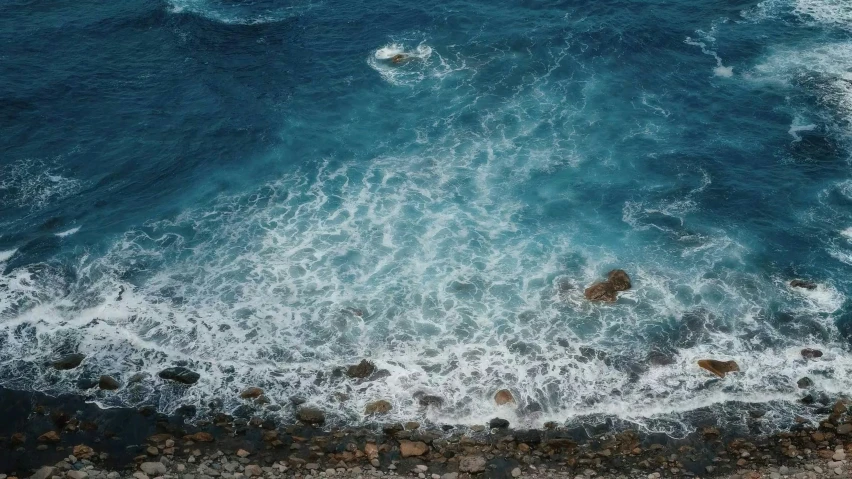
2 386 852 479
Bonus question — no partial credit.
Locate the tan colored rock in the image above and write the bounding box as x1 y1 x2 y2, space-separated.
584 282 617 302
365 400 392 415
237 449 250 458
72 444 94 459
494 389 515 406
37 431 60 443
183 432 214 442
697 359 740 378
240 387 263 399
364 443 379 459
399 440 428 457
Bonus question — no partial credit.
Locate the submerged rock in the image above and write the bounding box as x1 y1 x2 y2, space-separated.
158 367 200 385
584 282 617 302
297 407 326 425
494 389 515 406
128 372 150 384
399 440 428 457
240 387 264 399
801 348 824 359
607 269 632 291
697 359 740 378
346 359 376 379
459 456 487 473
183 432 214 442
647 349 677 366
53 353 86 370
365 400 392 415
98 375 120 390
790 279 817 290
489 417 510 429
38 430 60 443
417 394 444 408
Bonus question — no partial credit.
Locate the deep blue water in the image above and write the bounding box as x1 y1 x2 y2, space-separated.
1 0 852 433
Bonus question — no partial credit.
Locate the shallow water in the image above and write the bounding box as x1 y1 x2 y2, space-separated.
1 0 851 435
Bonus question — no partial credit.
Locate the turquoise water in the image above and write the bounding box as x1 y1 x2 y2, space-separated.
1 0 852 433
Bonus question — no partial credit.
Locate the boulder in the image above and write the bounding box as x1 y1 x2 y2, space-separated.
459 456 487 473
399 440 428 457
489 417 510 429
838 423 852 435
790 279 817 290
297 407 326 425
67 471 88 479
158 367 200 385
584 282 617 302
53 353 85 370
346 359 376 379
183 432 214 442
139 462 166 476
697 359 740 378
128 372 150 384
37 431 60 443
607 269 632 291
244 465 262 477
797 377 814 389
365 400 392 415
647 350 676 366
418 394 444 408
240 387 263 399
72 444 94 459
801 348 823 359
30 466 55 479
99 375 120 390
494 389 515 405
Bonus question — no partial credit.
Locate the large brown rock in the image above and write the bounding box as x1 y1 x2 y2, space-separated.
801 348 823 359
399 440 428 457
584 282 617 302
346 359 376 379
297 407 326 425
607 269 632 291
98 375 120 390
790 279 817 290
37 431 60 443
183 432 214 442
365 400 392 415
53 354 85 370
72 444 94 459
494 389 515 405
459 455 487 473
240 387 264 399
697 359 740 378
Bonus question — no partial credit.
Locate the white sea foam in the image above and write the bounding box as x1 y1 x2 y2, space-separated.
368 41 445 86
841 227 852 240
166 0 316 25
685 21 735 78
0 158 82 219
0 249 16 263
794 0 852 31
788 117 817 141
55 226 81 238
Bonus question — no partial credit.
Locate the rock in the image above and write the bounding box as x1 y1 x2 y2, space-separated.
128 372 150 384
459 456 487 473
236 449 250 458
697 359 740 378
607 269 631 291
72 445 94 460
364 443 379 459
837 423 852 435
405 421 420 430
399 440 429 457
489 418 510 429
802 348 824 359
53 354 86 370
494 389 515 405
29 467 55 479
244 466 262 477
790 279 817 290
10 432 25 447
833 450 845 461
146 446 159 456
132 473 148 479
37 431 60 443
797 377 814 388
67 471 88 479
183 432 214 442
297 407 326 425
139 463 166 476
98 375 120 390
158 367 200 385
239 387 263 399
365 400 392 415
441 474 458 479
584 282 617 302
346 359 376 378
647 349 676 366
511 468 521 478
418 395 444 408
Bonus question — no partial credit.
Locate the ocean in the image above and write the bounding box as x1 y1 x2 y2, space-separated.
1 0 851 436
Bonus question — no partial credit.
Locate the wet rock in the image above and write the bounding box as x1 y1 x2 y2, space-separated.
290 396 307 405
346 359 376 379
53 354 86 370
790 279 817 290
365 400 392 415
37 431 60 443
139 462 166 476
697 359 740 378
183 432 214 442
797 377 814 389
297 407 326 425
158 367 200 385
128 372 150 384
417 394 444 408
98 375 120 390
240 387 263 399
802 348 824 359
489 418 510 429
72 444 94 459
399 440 429 457
30 466 55 479
459 456 487 473
647 349 676 366
10 432 26 447
494 389 515 405
607 269 631 291
244 465 262 477
584 282 617 302
67 471 87 479
837 423 852 435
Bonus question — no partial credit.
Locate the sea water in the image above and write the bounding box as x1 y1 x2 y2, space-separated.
1 0 851 435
